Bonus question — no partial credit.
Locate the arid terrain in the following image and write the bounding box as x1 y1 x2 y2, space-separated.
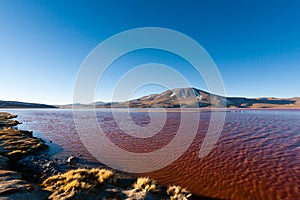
2 88 299 109
96 88 300 109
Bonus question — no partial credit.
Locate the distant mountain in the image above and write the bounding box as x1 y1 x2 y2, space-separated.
60 101 106 108
18 87 297 109
95 88 300 108
0 100 57 108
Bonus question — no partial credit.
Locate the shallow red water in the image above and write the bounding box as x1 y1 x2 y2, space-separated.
2 109 300 199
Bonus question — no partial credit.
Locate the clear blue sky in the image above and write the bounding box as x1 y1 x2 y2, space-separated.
0 0 299 104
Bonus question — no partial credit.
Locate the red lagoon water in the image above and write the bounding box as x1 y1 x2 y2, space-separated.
3 108 300 200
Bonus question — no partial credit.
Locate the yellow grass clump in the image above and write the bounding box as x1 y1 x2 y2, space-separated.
167 185 192 200
0 128 47 157
133 177 159 193
42 168 114 198
0 112 17 120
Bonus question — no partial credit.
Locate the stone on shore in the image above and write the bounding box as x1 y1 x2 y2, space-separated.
66 156 77 164
0 169 49 200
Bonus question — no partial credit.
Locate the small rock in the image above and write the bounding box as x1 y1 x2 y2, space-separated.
44 162 52 168
67 156 77 164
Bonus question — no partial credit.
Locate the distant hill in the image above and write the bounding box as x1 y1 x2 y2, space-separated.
5 88 298 109
95 88 300 108
0 100 57 108
60 101 106 108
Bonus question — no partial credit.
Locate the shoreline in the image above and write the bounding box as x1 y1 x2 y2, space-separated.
2 107 300 111
0 112 214 199
0 112 49 199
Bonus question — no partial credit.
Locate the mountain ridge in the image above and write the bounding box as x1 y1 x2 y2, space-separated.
1 88 299 109
94 87 300 109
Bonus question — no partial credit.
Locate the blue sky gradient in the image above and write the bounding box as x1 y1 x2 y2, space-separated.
0 0 300 104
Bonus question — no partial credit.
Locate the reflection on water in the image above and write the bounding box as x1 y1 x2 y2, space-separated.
1 108 299 199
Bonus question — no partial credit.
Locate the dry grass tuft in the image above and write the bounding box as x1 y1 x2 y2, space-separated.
0 112 19 127
42 168 114 198
0 128 47 157
0 112 17 120
133 177 159 193
167 185 192 200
